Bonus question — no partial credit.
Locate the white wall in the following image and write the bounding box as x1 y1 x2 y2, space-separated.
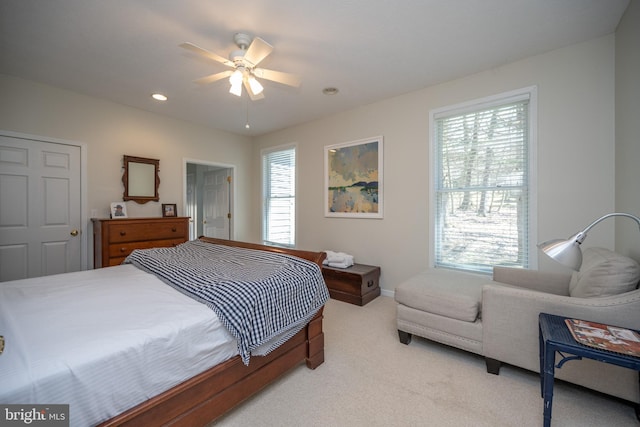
255 35 618 293
615 0 640 259
0 32 626 290
0 75 256 264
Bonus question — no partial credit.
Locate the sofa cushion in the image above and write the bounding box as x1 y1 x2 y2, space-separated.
395 269 491 322
569 247 640 298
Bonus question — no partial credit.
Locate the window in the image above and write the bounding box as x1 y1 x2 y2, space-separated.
431 88 536 274
262 145 296 247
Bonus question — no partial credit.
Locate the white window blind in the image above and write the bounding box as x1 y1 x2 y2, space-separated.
262 146 296 247
433 95 531 274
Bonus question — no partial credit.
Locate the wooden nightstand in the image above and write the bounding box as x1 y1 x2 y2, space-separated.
322 263 381 306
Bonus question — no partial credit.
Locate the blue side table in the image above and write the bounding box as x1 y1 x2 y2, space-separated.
538 313 640 426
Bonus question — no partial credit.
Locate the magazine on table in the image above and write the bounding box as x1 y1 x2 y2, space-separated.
565 318 640 357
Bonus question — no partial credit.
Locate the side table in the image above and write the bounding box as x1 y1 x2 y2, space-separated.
538 313 640 426
321 263 381 306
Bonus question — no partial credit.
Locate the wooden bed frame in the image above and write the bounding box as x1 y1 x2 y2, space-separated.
99 238 327 426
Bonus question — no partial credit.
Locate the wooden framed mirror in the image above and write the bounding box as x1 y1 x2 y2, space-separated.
122 155 160 204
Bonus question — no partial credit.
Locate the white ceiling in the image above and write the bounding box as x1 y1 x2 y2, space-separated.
0 0 630 136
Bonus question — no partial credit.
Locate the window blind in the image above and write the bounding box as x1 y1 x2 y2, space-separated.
262 146 296 247
434 99 530 273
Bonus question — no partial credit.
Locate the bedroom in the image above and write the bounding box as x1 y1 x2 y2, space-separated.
1 0 639 425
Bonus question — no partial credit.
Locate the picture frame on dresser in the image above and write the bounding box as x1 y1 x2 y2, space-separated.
110 202 127 218
324 136 383 219
162 203 177 217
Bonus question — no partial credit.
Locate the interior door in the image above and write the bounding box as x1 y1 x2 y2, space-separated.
0 135 82 281
202 169 230 239
185 172 196 240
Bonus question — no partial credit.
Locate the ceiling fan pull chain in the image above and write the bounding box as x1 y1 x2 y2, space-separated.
245 95 250 129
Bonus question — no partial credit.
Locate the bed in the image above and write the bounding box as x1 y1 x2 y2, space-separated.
0 237 328 426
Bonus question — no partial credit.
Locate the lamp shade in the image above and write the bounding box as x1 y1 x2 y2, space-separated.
538 233 583 270
248 76 263 95
229 82 242 96
538 212 640 271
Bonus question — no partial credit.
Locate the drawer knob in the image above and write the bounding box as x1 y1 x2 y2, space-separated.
172 227 177 232
120 231 126 236
367 280 374 287
120 247 126 252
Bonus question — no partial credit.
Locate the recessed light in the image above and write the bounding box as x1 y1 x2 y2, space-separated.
322 87 339 95
152 93 168 101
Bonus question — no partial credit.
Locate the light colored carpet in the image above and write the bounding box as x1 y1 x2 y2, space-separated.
211 296 637 426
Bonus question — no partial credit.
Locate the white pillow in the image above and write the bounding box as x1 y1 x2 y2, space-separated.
569 247 640 298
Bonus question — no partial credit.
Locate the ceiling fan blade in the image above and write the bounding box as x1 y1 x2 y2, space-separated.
244 79 265 101
180 42 233 67
253 68 301 87
244 37 273 67
194 70 233 85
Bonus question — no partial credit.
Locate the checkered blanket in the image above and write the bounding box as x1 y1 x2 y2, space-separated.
124 240 328 365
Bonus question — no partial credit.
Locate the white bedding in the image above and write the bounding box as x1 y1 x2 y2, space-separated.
0 264 239 427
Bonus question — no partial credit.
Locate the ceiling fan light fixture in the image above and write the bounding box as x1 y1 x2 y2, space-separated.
229 69 243 86
229 69 243 96
248 76 264 95
229 82 242 97
181 34 300 102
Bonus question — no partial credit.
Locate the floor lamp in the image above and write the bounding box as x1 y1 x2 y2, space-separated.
538 212 640 271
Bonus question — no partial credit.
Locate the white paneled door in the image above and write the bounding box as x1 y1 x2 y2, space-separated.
185 173 196 240
0 135 82 281
202 169 230 239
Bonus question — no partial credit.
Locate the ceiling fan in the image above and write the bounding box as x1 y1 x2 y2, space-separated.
180 33 301 100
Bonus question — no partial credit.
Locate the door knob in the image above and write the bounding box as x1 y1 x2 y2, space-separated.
70 229 79 236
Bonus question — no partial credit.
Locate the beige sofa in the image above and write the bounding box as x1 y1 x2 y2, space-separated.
395 247 640 403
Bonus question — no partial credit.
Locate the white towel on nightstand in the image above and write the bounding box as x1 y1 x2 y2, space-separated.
323 250 354 268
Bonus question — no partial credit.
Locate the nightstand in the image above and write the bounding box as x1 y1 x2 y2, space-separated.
538 313 640 425
322 263 381 306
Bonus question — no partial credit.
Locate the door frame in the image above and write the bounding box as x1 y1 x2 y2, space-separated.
182 158 235 240
0 129 89 271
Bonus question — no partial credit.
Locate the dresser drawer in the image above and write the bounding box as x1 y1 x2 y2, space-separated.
108 220 187 243
108 238 186 259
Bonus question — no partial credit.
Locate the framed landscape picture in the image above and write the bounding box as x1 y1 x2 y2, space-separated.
324 136 383 218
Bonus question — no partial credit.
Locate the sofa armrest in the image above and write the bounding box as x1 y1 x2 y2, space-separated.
492 266 571 295
482 283 640 372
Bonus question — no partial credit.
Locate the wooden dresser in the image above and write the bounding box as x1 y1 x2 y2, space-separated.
92 217 189 268
321 263 381 306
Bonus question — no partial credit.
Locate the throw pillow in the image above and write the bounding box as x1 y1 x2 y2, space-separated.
569 247 640 298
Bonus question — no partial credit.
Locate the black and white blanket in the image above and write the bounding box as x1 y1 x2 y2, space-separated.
124 240 329 365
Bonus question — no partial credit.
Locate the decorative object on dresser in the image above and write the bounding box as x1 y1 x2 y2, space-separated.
110 202 128 218
322 263 381 306
92 217 189 268
161 203 177 217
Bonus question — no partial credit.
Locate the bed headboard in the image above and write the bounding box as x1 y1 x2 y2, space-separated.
198 237 326 267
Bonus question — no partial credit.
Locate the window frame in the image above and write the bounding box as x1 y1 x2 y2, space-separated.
428 86 538 273
261 143 297 248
